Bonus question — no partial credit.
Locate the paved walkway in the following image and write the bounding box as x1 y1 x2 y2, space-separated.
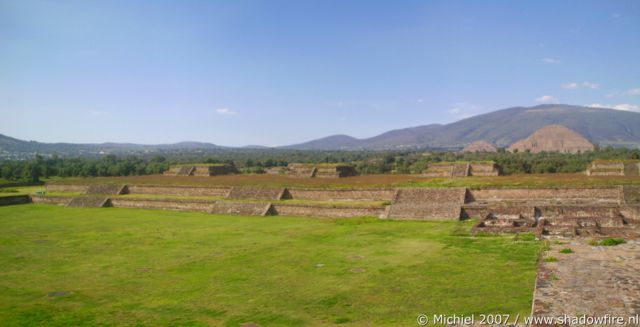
533 239 640 325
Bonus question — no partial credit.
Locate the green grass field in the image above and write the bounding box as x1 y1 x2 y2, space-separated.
0 205 541 326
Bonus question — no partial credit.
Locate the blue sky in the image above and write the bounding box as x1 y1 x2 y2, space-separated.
1 0 639 146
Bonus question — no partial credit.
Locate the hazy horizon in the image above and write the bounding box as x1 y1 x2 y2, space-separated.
2 0 639 146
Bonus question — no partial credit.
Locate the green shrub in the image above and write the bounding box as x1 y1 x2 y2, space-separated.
559 248 573 254
599 238 626 246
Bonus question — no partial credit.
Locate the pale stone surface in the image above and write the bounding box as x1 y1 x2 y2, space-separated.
533 240 640 322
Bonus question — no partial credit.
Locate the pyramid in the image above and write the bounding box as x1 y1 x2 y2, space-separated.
462 140 498 153
508 125 594 153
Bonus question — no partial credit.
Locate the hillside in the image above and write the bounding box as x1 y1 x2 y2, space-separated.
285 105 640 150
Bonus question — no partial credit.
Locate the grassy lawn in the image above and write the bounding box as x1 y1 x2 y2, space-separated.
0 205 540 326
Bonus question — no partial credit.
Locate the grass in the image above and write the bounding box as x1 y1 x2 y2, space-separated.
543 256 558 263
44 173 640 189
0 186 45 197
0 205 541 326
559 248 573 254
589 238 627 246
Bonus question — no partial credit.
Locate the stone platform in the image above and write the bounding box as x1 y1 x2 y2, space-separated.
533 240 640 325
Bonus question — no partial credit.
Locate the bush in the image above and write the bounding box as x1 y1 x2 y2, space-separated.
594 238 626 246
559 248 573 254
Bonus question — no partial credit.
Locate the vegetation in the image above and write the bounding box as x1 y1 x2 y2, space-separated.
543 256 558 262
559 248 574 254
2 146 640 183
589 238 627 246
0 205 541 326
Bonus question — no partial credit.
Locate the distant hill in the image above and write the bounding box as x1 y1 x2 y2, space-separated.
284 105 640 150
3 104 640 159
0 134 224 160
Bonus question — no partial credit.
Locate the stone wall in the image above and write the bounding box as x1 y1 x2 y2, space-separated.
127 185 231 197
209 201 271 216
45 184 90 193
109 198 212 212
0 195 31 206
163 166 194 176
67 197 111 208
31 195 72 206
272 204 385 218
109 198 269 216
467 188 622 204
585 161 640 176
386 188 466 220
469 163 502 176
227 187 288 200
86 184 128 195
287 188 396 201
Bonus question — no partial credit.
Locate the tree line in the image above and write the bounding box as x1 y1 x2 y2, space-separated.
1 147 639 183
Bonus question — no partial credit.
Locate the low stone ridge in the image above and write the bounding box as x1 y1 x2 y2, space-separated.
0 195 31 206
163 164 238 176
67 197 111 208
386 188 466 220
45 184 90 193
227 187 290 200
209 201 272 216
287 188 396 201
423 162 502 177
110 198 212 212
462 140 498 153
127 185 231 197
85 184 128 195
272 204 386 218
508 124 595 153
31 195 72 206
586 160 640 176
286 163 357 178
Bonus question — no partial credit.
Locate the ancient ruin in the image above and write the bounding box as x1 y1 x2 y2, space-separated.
162 164 238 176
462 140 498 153
266 163 357 178
422 161 502 177
32 182 640 239
586 160 640 176
508 124 595 153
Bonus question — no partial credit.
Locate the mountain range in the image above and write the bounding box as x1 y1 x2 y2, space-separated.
2 104 640 159
283 104 640 150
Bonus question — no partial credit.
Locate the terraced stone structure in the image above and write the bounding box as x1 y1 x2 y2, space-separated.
462 140 498 153
286 163 357 178
31 182 640 237
586 160 640 176
423 161 502 177
163 164 238 176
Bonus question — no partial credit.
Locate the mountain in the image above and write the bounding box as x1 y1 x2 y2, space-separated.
285 104 640 150
0 134 223 160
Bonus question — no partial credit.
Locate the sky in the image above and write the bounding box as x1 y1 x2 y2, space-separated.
1 0 639 146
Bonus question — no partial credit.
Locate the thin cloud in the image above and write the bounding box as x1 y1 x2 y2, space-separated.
561 82 599 89
535 95 558 104
628 88 640 95
588 103 640 112
216 108 237 115
542 58 560 64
